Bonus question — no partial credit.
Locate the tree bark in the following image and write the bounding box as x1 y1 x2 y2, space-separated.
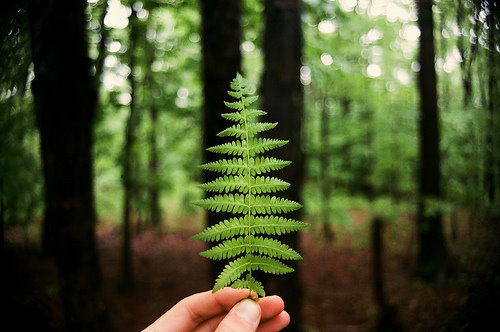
121 9 140 288
262 0 305 330
143 40 161 227
319 96 334 242
414 0 450 283
484 0 500 211
28 0 109 330
200 0 242 278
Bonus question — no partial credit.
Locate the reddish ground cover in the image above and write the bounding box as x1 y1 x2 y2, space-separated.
4 216 498 331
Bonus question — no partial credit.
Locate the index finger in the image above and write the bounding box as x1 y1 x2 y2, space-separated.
143 288 252 332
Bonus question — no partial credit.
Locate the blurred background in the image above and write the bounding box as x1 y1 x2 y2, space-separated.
1 0 499 331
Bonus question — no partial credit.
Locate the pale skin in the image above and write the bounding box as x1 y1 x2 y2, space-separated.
142 288 290 332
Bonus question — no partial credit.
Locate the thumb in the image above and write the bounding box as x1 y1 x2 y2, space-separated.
215 299 262 332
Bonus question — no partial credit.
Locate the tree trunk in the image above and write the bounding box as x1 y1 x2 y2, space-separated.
144 42 161 227
148 103 161 226
121 9 140 288
28 0 109 330
319 96 334 242
371 217 403 331
200 0 242 279
484 1 500 212
414 0 451 284
262 0 305 330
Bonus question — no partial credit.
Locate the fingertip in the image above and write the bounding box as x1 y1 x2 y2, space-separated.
257 311 290 332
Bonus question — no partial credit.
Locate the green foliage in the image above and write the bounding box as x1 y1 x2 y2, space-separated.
193 74 308 297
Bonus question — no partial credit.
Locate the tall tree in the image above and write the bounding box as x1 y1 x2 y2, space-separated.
145 46 162 227
483 0 500 212
262 0 305 329
121 6 141 287
28 0 109 330
414 0 451 283
200 0 242 278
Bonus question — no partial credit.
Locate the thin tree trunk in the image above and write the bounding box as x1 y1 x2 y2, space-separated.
414 0 451 284
371 217 403 331
262 0 305 330
200 0 242 279
456 0 472 106
148 103 161 226
121 9 140 288
143 41 161 227
484 1 500 211
319 96 334 242
28 0 109 330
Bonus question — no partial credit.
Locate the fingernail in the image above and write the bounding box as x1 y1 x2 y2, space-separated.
234 299 261 324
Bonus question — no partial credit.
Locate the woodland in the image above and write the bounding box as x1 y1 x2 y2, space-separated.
1 0 499 331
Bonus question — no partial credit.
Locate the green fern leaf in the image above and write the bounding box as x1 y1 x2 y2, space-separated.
231 274 265 297
250 195 302 214
194 73 308 297
252 216 308 235
191 217 248 242
200 158 247 175
191 215 308 242
200 235 302 260
217 122 278 139
194 194 248 214
249 157 291 175
200 175 249 193
248 138 289 156
207 140 247 156
250 176 289 194
213 254 294 293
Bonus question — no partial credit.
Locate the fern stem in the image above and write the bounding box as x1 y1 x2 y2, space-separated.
242 91 254 290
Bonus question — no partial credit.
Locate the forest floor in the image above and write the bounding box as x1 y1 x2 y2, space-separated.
4 212 500 332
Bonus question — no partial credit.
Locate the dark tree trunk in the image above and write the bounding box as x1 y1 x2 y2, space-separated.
414 0 450 283
262 0 305 330
200 0 242 278
121 10 140 288
144 42 161 227
1 180 4 256
148 104 161 226
371 217 403 331
484 1 500 211
339 97 352 193
319 96 334 242
455 0 479 107
28 0 109 330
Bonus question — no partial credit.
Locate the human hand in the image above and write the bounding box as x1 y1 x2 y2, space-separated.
142 287 290 332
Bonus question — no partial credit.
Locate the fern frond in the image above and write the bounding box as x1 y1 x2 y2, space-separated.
250 176 290 194
217 122 278 139
207 140 247 156
241 109 267 121
249 157 291 175
250 195 302 214
224 101 244 111
213 254 294 293
191 217 248 242
200 235 302 260
191 215 308 242
248 138 289 156
195 73 308 298
200 175 249 193
221 112 246 123
252 216 309 235
200 158 246 175
231 274 265 297
221 109 267 124
194 194 248 214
